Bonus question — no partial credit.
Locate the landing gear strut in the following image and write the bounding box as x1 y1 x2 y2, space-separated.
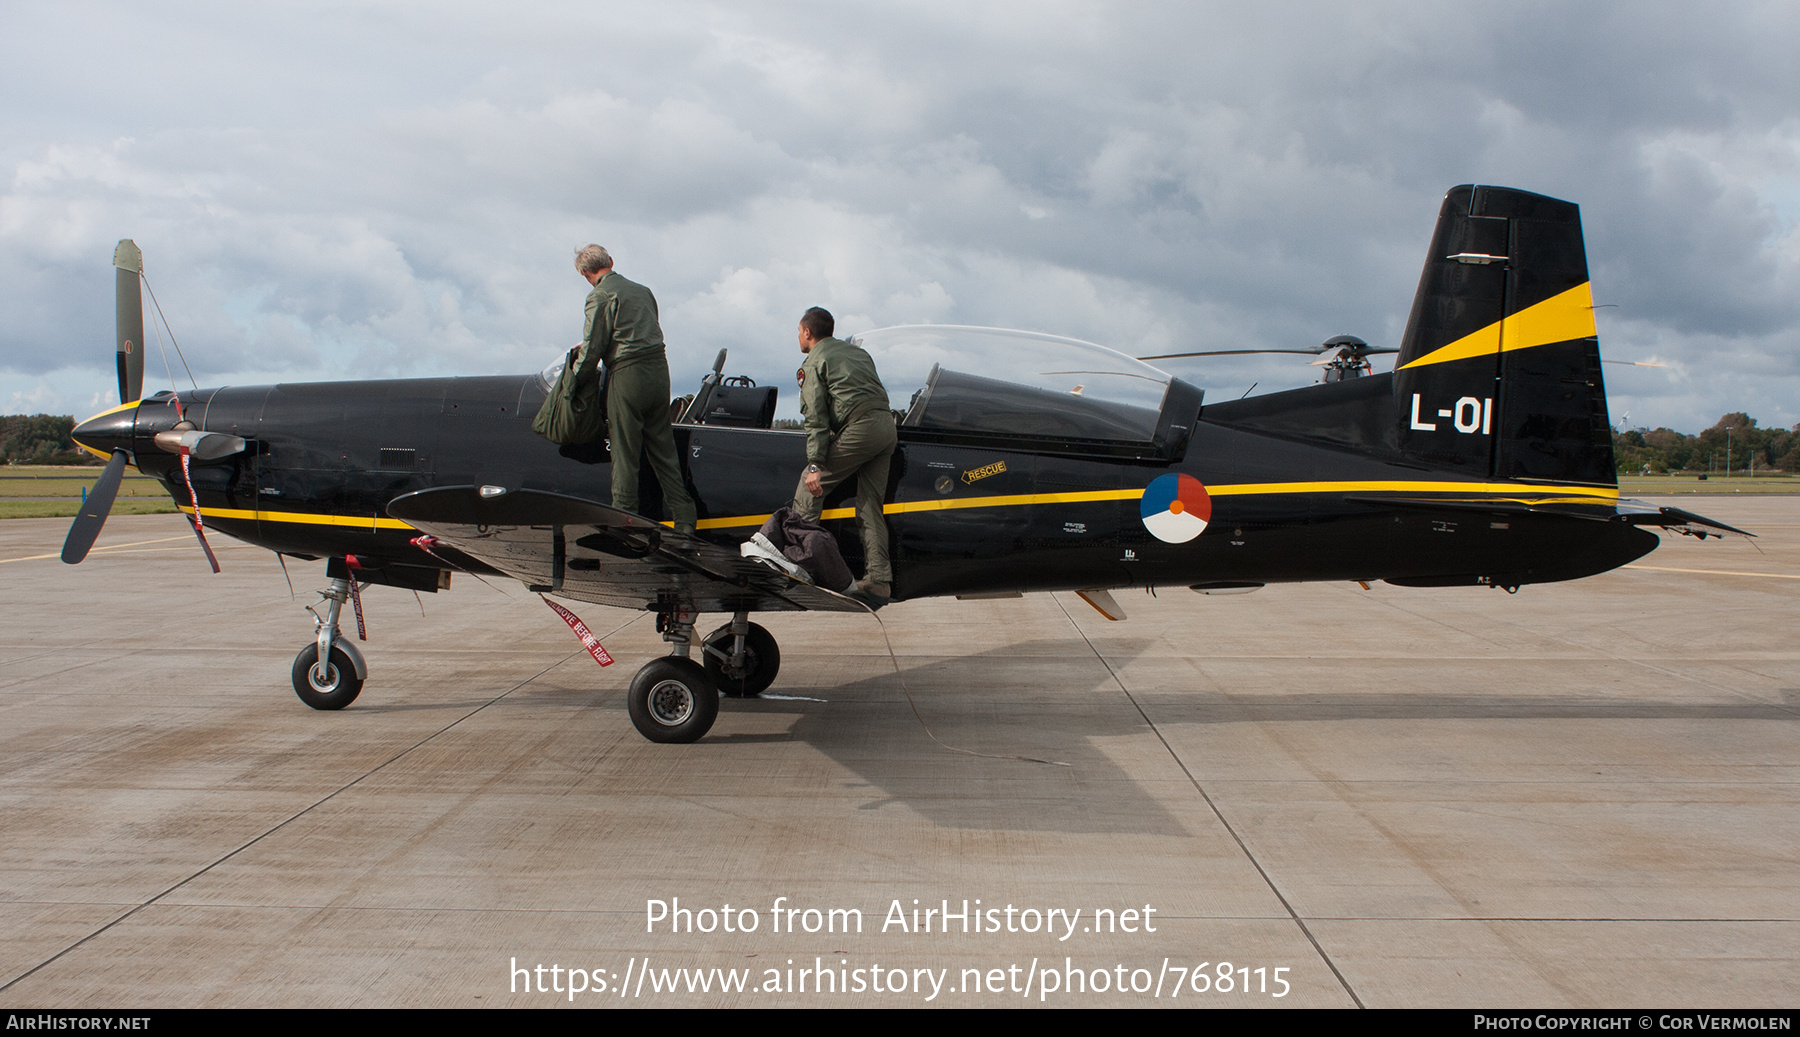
627 605 719 742
701 612 781 697
291 563 366 710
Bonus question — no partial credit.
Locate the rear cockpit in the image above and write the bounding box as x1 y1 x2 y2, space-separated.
856 325 1199 460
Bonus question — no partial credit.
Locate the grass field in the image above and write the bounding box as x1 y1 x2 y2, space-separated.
0 499 181 519
0 476 169 498
0 465 179 517
1617 474 1800 495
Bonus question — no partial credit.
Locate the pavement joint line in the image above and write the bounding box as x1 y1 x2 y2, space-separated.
0 611 642 996
0 535 192 565
1623 564 1800 580
1049 592 1367 1010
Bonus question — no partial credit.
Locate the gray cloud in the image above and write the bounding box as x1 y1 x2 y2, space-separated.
2 1 1796 433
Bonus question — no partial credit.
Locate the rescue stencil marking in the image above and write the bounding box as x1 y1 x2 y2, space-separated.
1140 473 1212 543
962 460 1006 484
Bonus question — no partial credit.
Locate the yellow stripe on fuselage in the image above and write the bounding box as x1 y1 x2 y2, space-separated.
1204 479 1616 500
180 505 417 531
1399 282 1597 370
689 489 1141 530
684 480 1617 530
192 479 1617 535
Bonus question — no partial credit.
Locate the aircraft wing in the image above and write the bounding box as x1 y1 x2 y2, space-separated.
386 486 867 613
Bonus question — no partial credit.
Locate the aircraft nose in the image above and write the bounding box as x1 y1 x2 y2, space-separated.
71 403 139 459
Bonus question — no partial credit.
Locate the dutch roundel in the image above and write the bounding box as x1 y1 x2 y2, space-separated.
1140 473 1212 543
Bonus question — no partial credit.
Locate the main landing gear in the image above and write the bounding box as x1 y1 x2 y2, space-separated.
702 614 780 698
291 563 367 710
626 608 782 743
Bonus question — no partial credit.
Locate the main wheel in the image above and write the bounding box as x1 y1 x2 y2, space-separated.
627 657 719 743
291 644 364 710
701 622 781 698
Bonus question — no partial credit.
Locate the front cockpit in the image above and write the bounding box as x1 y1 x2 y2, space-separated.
547 325 1203 460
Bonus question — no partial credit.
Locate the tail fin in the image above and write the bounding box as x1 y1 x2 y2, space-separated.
1393 186 1615 485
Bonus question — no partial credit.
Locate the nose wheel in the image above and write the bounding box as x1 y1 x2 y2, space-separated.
291 644 364 710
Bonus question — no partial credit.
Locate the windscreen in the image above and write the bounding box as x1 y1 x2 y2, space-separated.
539 353 568 390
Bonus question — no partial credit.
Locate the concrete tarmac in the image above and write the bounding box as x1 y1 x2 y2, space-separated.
0 499 1795 1008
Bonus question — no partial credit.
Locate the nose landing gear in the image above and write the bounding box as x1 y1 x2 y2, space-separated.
291 564 366 709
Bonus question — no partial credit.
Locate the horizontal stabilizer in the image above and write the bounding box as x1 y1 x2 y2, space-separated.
1344 493 1617 522
1612 499 1754 539
1343 493 1752 539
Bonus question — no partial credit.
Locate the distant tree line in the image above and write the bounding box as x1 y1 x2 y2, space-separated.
1 414 102 465
1614 413 1800 475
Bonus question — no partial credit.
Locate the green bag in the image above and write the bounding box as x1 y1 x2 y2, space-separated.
532 347 608 445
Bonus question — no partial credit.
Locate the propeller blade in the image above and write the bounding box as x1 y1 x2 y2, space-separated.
62 450 129 564
1603 359 1667 368
1139 348 1329 360
115 240 144 404
1140 344 1398 362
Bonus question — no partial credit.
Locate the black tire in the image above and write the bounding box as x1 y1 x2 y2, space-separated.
627 657 719 743
291 644 364 710
701 622 781 698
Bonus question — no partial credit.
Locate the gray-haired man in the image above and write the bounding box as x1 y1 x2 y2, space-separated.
574 245 696 534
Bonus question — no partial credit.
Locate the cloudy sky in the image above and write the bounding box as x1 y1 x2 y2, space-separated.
3 1 1797 433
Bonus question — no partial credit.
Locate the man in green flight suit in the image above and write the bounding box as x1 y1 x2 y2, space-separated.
575 245 697 534
792 306 895 603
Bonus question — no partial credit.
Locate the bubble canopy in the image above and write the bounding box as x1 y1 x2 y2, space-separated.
850 325 1175 444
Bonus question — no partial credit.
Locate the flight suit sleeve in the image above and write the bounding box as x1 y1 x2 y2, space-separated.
801 355 833 465
576 289 615 387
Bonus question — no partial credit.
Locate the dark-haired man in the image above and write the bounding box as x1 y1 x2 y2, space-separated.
792 306 895 602
574 244 696 534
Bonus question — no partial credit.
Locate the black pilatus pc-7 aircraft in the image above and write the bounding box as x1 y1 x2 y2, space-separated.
63 185 1743 744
